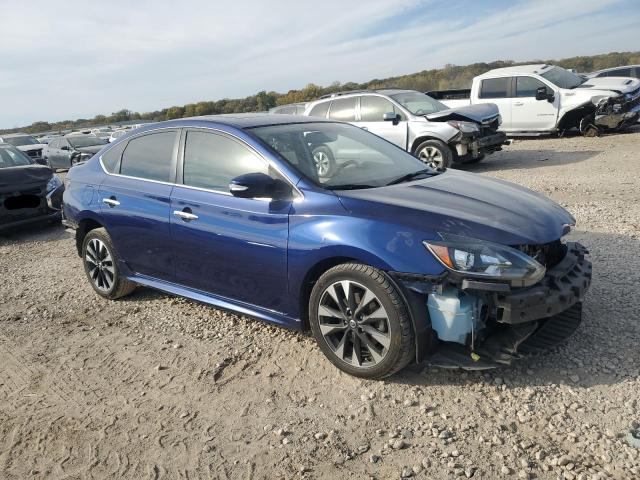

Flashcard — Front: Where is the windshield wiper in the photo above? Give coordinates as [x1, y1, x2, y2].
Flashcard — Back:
[326, 184, 377, 191]
[386, 169, 437, 186]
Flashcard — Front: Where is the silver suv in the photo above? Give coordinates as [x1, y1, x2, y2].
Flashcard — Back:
[303, 89, 506, 173]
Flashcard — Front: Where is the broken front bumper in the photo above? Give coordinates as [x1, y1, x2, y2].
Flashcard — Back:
[453, 130, 508, 161]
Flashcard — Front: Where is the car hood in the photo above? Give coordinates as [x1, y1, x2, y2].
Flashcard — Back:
[425, 103, 500, 124]
[578, 77, 640, 94]
[336, 170, 575, 245]
[75, 145, 105, 154]
[0, 165, 52, 192]
[16, 144, 46, 152]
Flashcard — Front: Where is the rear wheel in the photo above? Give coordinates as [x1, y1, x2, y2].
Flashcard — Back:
[82, 228, 136, 299]
[414, 139, 453, 169]
[309, 263, 415, 379]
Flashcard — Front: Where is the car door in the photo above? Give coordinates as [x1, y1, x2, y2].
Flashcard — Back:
[58, 138, 74, 168]
[170, 128, 291, 313]
[477, 77, 513, 131]
[355, 95, 408, 149]
[98, 129, 178, 281]
[45, 139, 60, 167]
[511, 76, 559, 131]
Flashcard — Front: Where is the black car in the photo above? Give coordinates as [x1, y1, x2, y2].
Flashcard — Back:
[0, 145, 64, 233]
[44, 135, 108, 170]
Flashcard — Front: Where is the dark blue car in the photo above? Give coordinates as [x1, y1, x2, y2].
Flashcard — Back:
[63, 114, 591, 378]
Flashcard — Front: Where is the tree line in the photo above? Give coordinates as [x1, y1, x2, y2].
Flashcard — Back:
[4, 50, 639, 135]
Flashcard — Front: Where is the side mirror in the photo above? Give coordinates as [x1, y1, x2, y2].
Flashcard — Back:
[34, 158, 48, 166]
[383, 112, 401, 125]
[60, 145, 70, 151]
[229, 173, 292, 200]
[535, 86, 555, 102]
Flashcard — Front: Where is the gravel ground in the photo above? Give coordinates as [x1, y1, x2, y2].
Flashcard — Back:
[1, 127, 639, 479]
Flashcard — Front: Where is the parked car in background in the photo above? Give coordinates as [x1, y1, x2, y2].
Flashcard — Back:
[303, 89, 506, 171]
[270, 102, 308, 115]
[63, 114, 590, 378]
[37, 133, 61, 144]
[429, 64, 640, 136]
[0, 144, 64, 233]
[587, 65, 640, 79]
[44, 134, 108, 169]
[90, 127, 113, 141]
[0, 133, 47, 161]
[109, 129, 128, 143]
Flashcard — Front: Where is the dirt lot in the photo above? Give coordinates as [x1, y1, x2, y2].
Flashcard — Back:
[1, 128, 639, 480]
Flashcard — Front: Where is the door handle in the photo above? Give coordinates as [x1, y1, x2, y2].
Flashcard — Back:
[102, 198, 120, 207]
[173, 209, 198, 221]
[514, 102, 524, 106]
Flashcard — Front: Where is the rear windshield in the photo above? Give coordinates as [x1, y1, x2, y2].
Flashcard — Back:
[390, 91, 448, 115]
[0, 147, 33, 168]
[3, 135, 39, 147]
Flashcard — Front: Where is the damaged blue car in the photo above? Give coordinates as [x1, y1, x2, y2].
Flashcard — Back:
[63, 114, 591, 378]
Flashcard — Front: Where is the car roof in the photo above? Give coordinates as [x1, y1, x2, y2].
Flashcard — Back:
[135, 113, 335, 131]
[0, 132, 33, 138]
[590, 64, 640, 74]
[315, 89, 417, 101]
[477, 64, 555, 78]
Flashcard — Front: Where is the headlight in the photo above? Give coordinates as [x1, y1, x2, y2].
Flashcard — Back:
[46, 174, 63, 193]
[424, 233, 546, 287]
[447, 121, 479, 133]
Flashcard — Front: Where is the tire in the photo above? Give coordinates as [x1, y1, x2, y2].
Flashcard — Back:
[309, 263, 415, 379]
[414, 139, 454, 169]
[82, 228, 136, 300]
[312, 145, 336, 178]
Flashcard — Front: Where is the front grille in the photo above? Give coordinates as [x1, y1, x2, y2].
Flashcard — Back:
[515, 240, 567, 269]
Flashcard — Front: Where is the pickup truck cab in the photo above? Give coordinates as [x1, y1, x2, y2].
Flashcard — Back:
[429, 64, 640, 136]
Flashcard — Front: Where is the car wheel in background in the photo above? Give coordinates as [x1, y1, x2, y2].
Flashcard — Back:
[414, 139, 453, 169]
[82, 228, 136, 299]
[309, 263, 415, 379]
[312, 145, 336, 178]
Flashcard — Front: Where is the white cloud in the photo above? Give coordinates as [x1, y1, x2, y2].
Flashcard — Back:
[0, 0, 637, 127]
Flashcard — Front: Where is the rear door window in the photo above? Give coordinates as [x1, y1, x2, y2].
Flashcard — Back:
[480, 78, 510, 99]
[328, 97, 357, 121]
[607, 68, 633, 77]
[308, 102, 330, 118]
[182, 130, 269, 192]
[515, 76, 548, 97]
[119, 131, 177, 182]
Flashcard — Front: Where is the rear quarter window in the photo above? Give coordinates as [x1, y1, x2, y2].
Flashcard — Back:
[101, 142, 126, 173]
[480, 78, 510, 99]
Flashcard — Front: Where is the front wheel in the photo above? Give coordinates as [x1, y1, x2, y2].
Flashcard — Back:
[414, 139, 453, 169]
[82, 228, 136, 299]
[312, 145, 336, 178]
[309, 263, 415, 379]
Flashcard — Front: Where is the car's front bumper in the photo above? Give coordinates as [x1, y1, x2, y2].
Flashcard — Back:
[453, 130, 508, 161]
[0, 184, 64, 234]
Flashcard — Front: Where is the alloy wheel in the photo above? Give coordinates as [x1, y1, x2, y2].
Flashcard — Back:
[314, 150, 331, 177]
[317, 280, 391, 368]
[418, 146, 444, 169]
[85, 238, 115, 292]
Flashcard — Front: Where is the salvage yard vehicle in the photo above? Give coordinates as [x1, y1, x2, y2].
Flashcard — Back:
[587, 64, 640, 80]
[303, 89, 507, 170]
[269, 102, 308, 115]
[63, 114, 591, 379]
[0, 133, 47, 161]
[429, 64, 640, 137]
[44, 134, 108, 169]
[0, 144, 64, 233]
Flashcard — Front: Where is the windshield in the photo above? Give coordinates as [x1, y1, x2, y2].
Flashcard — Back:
[67, 136, 108, 148]
[0, 147, 33, 168]
[3, 135, 39, 147]
[541, 67, 586, 89]
[390, 91, 448, 115]
[249, 122, 437, 189]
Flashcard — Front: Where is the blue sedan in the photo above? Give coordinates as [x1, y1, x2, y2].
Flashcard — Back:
[62, 114, 591, 378]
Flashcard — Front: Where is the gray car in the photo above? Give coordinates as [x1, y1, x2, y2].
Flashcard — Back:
[303, 89, 506, 173]
[44, 134, 108, 170]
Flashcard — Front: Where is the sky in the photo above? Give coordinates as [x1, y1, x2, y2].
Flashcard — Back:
[0, 0, 638, 128]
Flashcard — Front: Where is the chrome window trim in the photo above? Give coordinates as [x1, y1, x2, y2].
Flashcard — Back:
[98, 125, 304, 200]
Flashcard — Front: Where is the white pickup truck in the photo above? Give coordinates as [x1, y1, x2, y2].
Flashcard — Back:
[429, 64, 640, 136]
